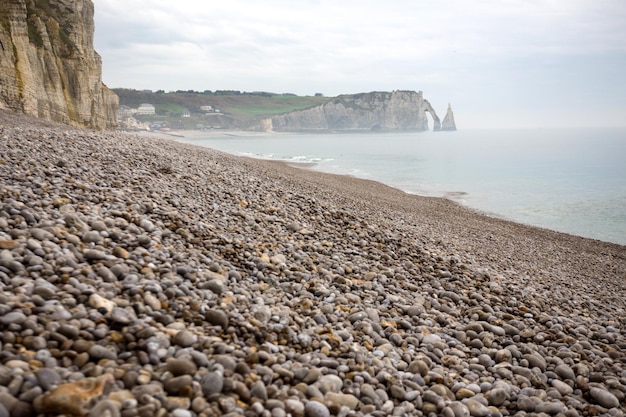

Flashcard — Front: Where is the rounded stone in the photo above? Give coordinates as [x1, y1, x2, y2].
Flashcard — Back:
[172, 330, 197, 347]
[167, 358, 197, 376]
[285, 399, 305, 417]
[464, 399, 491, 417]
[486, 388, 507, 406]
[408, 359, 429, 376]
[304, 401, 330, 417]
[535, 401, 565, 415]
[1, 311, 27, 326]
[110, 307, 136, 325]
[449, 401, 470, 417]
[83, 231, 102, 244]
[324, 392, 359, 410]
[250, 380, 268, 401]
[200, 372, 224, 396]
[204, 310, 229, 329]
[494, 349, 512, 363]
[89, 345, 118, 361]
[589, 387, 619, 409]
[555, 364, 576, 381]
[171, 410, 192, 417]
[36, 368, 61, 392]
[551, 379, 573, 396]
[164, 375, 193, 396]
[205, 280, 224, 295]
[455, 388, 476, 400]
[316, 375, 343, 393]
[522, 353, 546, 371]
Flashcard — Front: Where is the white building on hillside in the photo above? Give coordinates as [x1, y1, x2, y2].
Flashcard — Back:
[137, 103, 156, 115]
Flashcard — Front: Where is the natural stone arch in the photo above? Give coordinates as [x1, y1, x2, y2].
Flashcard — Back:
[423, 100, 441, 131]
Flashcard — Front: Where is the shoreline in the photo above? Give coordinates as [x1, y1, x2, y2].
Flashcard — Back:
[170, 128, 626, 247]
[1, 110, 625, 416]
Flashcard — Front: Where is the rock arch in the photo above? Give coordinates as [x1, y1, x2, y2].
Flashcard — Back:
[423, 100, 441, 131]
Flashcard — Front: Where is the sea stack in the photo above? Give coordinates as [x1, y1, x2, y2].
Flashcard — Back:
[442, 103, 457, 131]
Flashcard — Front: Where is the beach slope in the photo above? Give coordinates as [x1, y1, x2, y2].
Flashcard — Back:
[1, 110, 624, 416]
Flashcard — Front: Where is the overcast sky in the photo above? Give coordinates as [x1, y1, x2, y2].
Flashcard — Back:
[94, 0, 626, 129]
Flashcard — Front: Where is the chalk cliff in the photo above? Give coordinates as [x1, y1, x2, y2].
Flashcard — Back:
[267, 90, 441, 132]
[0, 0, 118, 129]
[442, 103, 457, 131]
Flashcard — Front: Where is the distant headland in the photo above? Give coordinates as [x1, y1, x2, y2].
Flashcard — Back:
[114, 89, 457, 133]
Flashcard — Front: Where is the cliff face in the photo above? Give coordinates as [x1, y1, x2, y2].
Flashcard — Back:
[0, 0, 118, 129]
[267, 90, 441, 132]
[442, 103, 457, 131]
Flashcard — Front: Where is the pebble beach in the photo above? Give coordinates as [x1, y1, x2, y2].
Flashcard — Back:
[0, 109, 625, 417]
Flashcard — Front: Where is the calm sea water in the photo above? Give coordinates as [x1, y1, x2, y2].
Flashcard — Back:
[177, 128, 626, 245]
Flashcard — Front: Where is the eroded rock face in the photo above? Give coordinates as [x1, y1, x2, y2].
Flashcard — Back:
[442, 103, 457, 131]
[0, 0, 118, 129]
[267, 90, 442, 132]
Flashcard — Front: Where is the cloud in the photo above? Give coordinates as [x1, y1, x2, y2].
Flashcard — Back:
[94, 0, 626, 127]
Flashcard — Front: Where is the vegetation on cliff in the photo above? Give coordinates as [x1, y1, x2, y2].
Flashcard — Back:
[115, 89, 329, 129]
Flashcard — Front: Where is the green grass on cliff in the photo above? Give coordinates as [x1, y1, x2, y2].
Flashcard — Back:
[114, 89, 329, 126]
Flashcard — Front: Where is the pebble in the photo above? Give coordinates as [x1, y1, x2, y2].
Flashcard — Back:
[315, 374, 343, 393]
[1, 311, 27, 326]
[0, 117, 624, 417]
[304, 401, 330, 417]
[250, 380, 268, 401]
[204, 310, 229, 329]
[167, 358, 198, 376]
[324, 392, 359, 409]
[89, 345, 118, 361]
[590, 387, 620, 409]
[551, 379, 574, 396]
[35, 368, 61, 391]
[172, 330, 197, 347]
[555, 364, 576, 380]
[200, 372, 224, 396]
[464, 399, 491, 417]
[535, 400, 565, 415]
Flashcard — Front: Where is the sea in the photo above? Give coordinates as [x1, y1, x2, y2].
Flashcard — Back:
[176, 128, 626, 246]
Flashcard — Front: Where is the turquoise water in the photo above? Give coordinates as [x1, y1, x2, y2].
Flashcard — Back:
[177, 128, 626, 245]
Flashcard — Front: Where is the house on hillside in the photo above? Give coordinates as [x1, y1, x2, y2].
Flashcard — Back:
[181, 108, 191, 118]
[137, 103, 156, 115]
[117, 105, 133, 120]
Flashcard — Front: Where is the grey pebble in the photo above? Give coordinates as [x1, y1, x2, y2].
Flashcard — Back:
[200, 372, 224, 396]
[304, 401, 330, 417]
[464, 398, 491, 417]
[535, 401, 565, 415]
[589, 387, 620, 409]
[1, 311, 27, 326]
[110, 307, 136, 325]
[250, 380, 268, 401]
[89, 345, 118, 360]
[35, 368, 61, 391]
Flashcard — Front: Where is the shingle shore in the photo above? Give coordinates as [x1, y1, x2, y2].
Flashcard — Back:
[0, 110, 625, 417]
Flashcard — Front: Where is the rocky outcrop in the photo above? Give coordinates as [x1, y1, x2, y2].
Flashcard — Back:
[442, 103, 457, 131]
[0, 0, 118, 129]
[266, 90, 442, 132]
